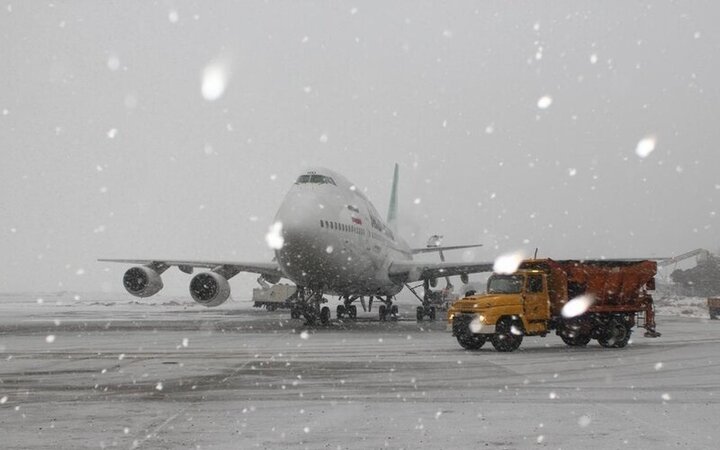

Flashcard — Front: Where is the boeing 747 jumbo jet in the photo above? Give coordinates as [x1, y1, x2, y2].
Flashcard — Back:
[100, 165, 494, 324]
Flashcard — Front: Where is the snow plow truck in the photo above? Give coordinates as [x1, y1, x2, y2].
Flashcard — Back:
[448, 259, 661, 352]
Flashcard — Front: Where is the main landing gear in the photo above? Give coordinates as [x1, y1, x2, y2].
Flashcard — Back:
[289, 291, 399, 324]
[372, 296, 399, 321]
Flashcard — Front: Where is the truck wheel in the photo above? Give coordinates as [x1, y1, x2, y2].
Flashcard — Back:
[560, 332, 591, 347]
[457, 334, 487, 350]
[452, 315, 486, 350]
[336, 304, 346, 319]
[598, 319, 631, 348]
[491, 317, 523, 352]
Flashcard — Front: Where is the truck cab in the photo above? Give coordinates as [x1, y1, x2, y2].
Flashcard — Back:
[449, 270, 551, 351]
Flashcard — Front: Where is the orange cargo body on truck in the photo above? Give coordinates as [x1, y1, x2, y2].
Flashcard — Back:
[448, 258, 661, 352]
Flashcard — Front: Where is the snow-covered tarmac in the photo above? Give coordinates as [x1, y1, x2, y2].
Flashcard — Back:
[0, 293, 718, 449]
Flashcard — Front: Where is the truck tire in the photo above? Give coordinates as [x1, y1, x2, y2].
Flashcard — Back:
[457, 334, 487, 350]
[491, 317, 523, 352]
[598, 318, 631, 348]
[453, 315, 487, 350]
[560, 332, 591, 347]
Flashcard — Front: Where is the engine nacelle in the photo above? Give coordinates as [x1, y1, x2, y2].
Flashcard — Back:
[189, 272, 231, 307]
[123, 266, 164, 298]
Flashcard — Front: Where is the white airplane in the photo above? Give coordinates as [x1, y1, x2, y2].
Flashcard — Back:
[100, 165, 494, 324]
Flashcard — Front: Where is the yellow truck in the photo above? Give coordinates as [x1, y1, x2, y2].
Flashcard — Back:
[448, 259, 660, 352]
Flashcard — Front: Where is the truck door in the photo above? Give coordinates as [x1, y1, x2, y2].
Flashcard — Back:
[524, 274, 551, 323]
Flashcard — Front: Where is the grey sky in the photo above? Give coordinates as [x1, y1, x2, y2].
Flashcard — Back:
[1, 1, 718, 294]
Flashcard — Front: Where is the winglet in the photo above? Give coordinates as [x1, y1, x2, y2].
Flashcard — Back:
[387, 163, 399, 231]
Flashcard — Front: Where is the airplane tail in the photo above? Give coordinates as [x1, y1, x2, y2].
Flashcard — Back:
[387, 163, 399, 232]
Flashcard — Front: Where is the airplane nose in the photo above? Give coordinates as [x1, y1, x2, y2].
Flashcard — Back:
[275, 189, 322, 241]
[273, 189, 327, 274]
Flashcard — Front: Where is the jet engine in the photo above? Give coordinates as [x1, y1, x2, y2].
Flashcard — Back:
[189, 272, 231, 307]
[123, 266, 164, 297]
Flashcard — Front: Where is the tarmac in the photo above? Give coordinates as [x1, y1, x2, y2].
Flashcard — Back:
[1, 293, 719, 449]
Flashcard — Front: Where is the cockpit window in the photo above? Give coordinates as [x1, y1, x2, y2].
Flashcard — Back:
[296, 174, 336, 185]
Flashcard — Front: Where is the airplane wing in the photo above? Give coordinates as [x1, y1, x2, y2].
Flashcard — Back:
[98, 258, 284, 279]
[410, 244, 483, 254]
[388, 261, 495, 283]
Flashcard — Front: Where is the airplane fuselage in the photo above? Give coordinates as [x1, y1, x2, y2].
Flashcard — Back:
[274, 168, 411, 297]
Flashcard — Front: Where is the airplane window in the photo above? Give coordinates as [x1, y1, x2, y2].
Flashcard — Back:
[295, 175, 311, 184]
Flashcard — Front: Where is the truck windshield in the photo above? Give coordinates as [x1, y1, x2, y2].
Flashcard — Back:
[487, 274, 524, 294]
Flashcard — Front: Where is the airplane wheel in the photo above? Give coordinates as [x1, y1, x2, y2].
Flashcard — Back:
[390, 304, 399, 321]
[428, 306, 436, 321]
[290, 308, 301, 319]
[416, 306, 424, 322]
[348, 305, 357, 319]
[378, 305, 387, 321]
[320, 306, 331, 325]
[336, 304, 346, 319]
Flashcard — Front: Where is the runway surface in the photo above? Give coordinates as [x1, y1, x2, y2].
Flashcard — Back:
[1, 294, 719, 449]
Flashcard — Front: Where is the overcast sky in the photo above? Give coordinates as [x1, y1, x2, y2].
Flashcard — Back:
[1, 1, 719, 295]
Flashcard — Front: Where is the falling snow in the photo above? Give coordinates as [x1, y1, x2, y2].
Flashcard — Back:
[561, 295, 595, 318]
[201, 60, 230, 101]
[493, 251, 525, 274]
[265, 222, 284, 250]
[635, 135, 657, 158]
[537, 95, 553, 109]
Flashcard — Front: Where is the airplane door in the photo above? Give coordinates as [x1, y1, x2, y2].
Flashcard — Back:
[524, 274, 550, 322]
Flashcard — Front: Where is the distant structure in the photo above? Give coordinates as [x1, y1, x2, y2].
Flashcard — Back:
[659, 249, 720, 296]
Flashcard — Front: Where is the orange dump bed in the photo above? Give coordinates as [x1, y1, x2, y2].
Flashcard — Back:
[519, 259, 656, 313]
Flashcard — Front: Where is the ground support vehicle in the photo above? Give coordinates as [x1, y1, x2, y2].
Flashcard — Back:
[709, 298, 720, 320]
[252, 283, 296, 311]
[448, 259, 661, 352]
